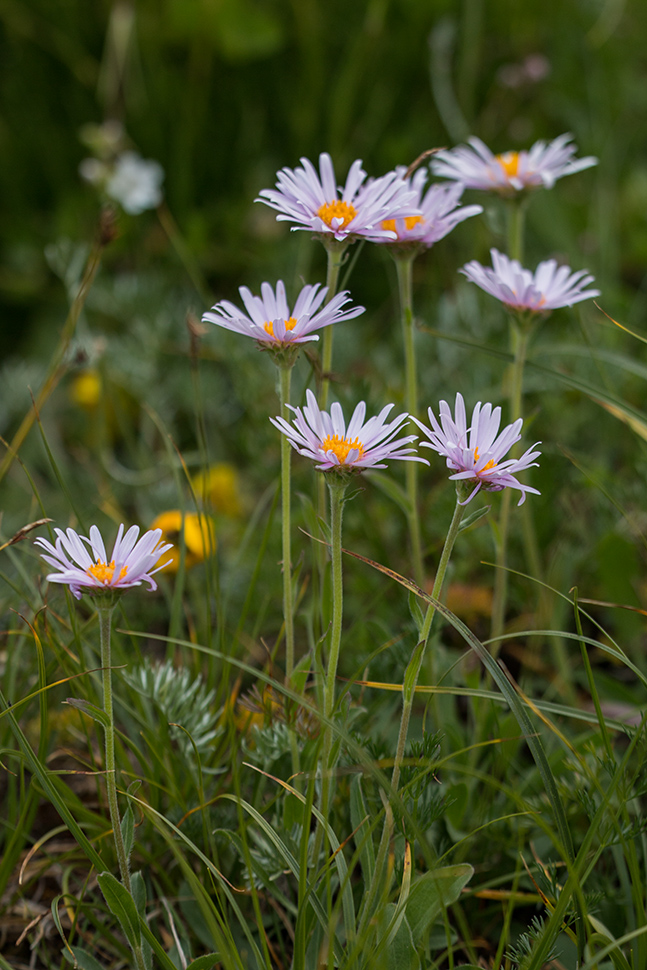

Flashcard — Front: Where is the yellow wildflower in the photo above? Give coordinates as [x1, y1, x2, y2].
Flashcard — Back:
[149, 511, 216, 572]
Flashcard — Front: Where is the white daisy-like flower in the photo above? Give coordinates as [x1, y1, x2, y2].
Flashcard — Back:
[105, 151, 164, 214]
[413, 393, 541, 505]
[431, 133, 597, 194]
[35, 524, 173, 600]
[256, 152, 422, 242]
[202, 280, 364, 346]
[270, 389, 427, 473]
[378, 169, 482, 246]
[460, 248, 600, 312]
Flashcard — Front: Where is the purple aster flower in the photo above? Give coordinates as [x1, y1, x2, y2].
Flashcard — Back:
[431, 134, 597, 195]
[270, 389, 427, 473]
[378, 169, 482, 246]
[256, 152, 422, 242]
[460, 249, 600, 312]
[412, 393, 541, 505]
[35, 524, 173, 600]
[202, 280, 364, 346]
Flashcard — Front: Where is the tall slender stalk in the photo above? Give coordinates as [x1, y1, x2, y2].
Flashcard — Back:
[490, 198, 528, 642]
[394, 253, 425, 587]
[316, 240, 348, 641]
[359, 494, 466, 936]
[490, 318, 533, 645]
[97, 604, 147, 970]
[97, 605, 132, 891]
[320, 241, 347, 410]
[278, 363, 295, 681]
[391, 496, 466, 792]
[319, 477, 347, 823]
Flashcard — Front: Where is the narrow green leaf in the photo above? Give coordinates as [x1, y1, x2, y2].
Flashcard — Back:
[51, 894, 74, 961]
[130, 871, 152, 970]
[65, 697, 110, 729]
[408, 590, 424, 635]
[403, 639, 426, 704]
[457, 504, 490, 533]
[97, 871, 141, 951]
[120, 805, 135, 860]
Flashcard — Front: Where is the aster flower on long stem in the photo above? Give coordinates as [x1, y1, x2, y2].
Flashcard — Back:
[204, 280, 363, 684]
[35, 524, 171, 970]
[461, 248, 598, 636]
[431, 133, 597, 196]
[272, 390, 426, 844]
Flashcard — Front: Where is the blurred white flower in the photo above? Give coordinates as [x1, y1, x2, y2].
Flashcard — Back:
[105, 152, 164, 214]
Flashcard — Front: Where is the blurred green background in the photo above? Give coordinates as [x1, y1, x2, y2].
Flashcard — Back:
[3, 0, 647, 360]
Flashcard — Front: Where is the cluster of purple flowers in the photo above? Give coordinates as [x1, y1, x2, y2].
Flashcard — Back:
[38, 133, 599, 597]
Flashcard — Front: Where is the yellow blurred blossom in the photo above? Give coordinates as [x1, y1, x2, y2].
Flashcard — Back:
[192, 463, 243, 517]
[149, 511, 216, 572]
[70, 370, 101, 409]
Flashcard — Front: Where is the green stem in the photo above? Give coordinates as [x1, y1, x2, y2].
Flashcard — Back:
[316, 240, 348, 641]
[98, 605, 147, 970]
[360, 496, 466, 938]
[392, 496, 466, 793]
[490, 199, 528, 642]
[506, 197, 526, 264]
[278, 364, 295, 682]
[320, 477, 347, 819]
[394, 253, 424, 587]
[320, 241, 347, 410]
[97, 605, 132, 892]
[490, 318, 532, 646]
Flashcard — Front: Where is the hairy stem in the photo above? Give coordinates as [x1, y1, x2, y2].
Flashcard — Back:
[278, 363, 295, 682]
[395, 253, 425, 587]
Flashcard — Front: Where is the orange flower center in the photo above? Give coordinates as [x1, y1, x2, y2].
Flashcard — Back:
[381, 215, 424, 236]
[322, 434, 365, 464]
[86, 559, 128, 585]
[263, 316, 297, 338]
[496, 151, 521, 178]
[317, 200, 357, 230]
[474, 447, 497, 473]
